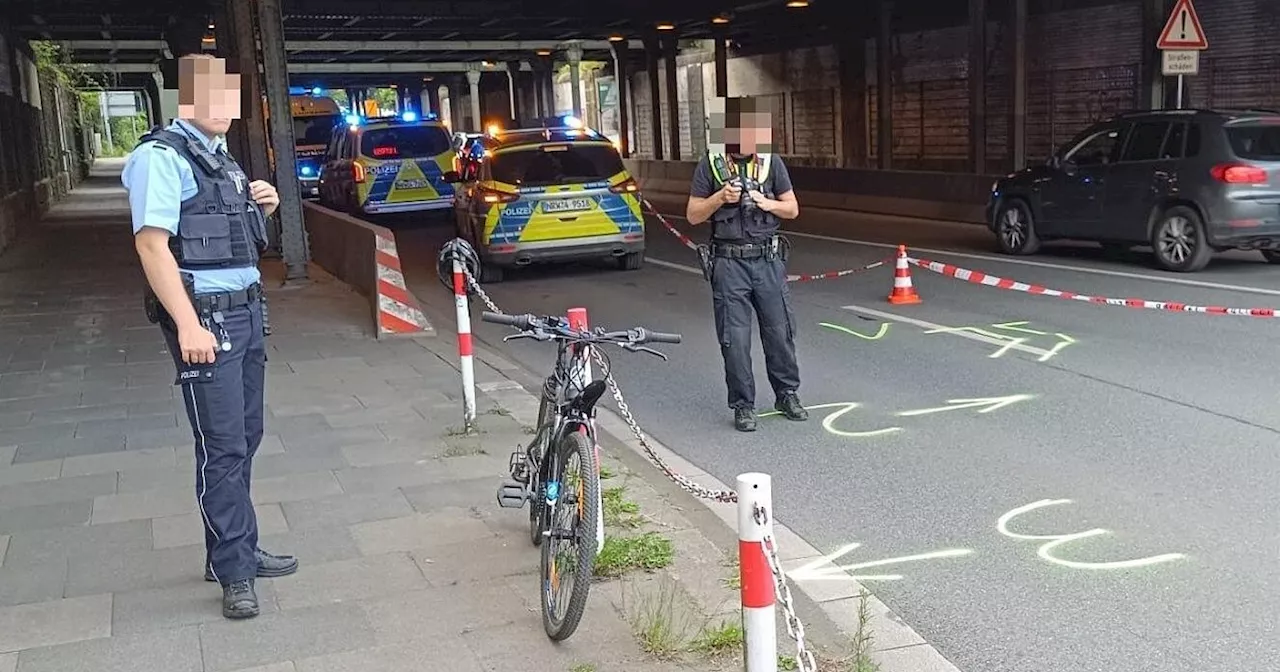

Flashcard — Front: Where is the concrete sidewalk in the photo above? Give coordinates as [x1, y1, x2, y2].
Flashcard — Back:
[0, 160, 823, 671]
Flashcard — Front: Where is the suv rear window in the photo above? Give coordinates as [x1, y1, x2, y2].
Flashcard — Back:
[294, 114, 343, 146]
[489, 144, 625, 187]
[1225, 121, 1280, 161]
[360, 125, 451, 159]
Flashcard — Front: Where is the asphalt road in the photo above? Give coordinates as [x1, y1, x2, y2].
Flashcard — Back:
[386, 198, 1280, 672]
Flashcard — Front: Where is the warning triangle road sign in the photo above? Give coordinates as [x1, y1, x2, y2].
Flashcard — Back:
[1157, 0, 1208, 50]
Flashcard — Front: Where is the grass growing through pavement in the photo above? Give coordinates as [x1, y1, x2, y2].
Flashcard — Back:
[625, 575, 698, 659]
[602, 487, 643, 528]
[568, 664, 596, 672]
[848, 590, 881, 672]
[721, 556, 741, 590]
[594, 532, 674, 577]
[690, 619, 744, 655]
[442, 443, 487, 457]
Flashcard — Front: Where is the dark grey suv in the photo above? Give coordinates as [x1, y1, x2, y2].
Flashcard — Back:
[987, 109, 1280, 272]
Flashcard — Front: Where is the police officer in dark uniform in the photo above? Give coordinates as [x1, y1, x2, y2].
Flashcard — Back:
[121, 53, 296, 619]
[686, 97, 808, 432]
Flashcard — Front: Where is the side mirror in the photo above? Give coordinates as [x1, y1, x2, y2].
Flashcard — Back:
[442, 170, 462, 183]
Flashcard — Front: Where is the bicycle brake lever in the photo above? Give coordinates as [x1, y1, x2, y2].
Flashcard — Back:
[627, 344, 668, 361]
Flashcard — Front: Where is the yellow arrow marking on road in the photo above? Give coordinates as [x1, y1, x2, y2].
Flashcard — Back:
[895, 394, 1034, 417]
[819, 321, 891, 341]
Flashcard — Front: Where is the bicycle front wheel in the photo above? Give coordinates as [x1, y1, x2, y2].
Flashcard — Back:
[528, 392, 554, 547]
[539, 429, 599, 641]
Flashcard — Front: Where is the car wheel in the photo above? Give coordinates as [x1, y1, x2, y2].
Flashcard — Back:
[1150, 206, 1213, 272]
[994, 199, 1040, 255]
[479, 263, 505, 284]
[617, 251, 644, 271]
[1261, 250, 1280, 265]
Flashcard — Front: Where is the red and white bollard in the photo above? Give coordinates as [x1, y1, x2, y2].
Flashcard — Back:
[452, 258, 477, 431]
[566, 307, 604, 554]
[738, 472, 778, 671]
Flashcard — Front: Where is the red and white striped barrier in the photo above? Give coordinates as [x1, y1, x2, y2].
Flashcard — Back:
[452, 258, 477, 430]
[909, 256, 1280, 317]
[374, 230, 432, 338]
[737, 472, 778, 671]
[642, 199, 890, 285]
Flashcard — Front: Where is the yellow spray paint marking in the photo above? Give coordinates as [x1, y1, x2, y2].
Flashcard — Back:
[789, 542, 974, 581]
[819, 321, 891, 341]
[997, 499, 1186, 570]
[925, 322, 1077, 362]
[896, 394, 1034, 417]
[760, 402, 902, 438]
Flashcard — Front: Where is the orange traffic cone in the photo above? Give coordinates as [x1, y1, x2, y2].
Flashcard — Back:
[887, 244, 922, 305]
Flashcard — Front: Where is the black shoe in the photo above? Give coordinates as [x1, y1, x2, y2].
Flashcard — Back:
[222, 579, 260, 619]
[734, 407, 758, 432]
[775, 392, 809, 421]
[206, 548, 299, 582]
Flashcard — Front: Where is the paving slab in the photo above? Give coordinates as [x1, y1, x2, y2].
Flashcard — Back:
[0, 594, 112, 654]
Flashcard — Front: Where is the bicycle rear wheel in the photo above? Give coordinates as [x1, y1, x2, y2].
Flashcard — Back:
[528, 392, 554, 547]
[540, 429, 599, 641]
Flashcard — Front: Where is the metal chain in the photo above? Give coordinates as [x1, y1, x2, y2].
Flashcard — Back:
[592, 348, 739, 503]
[460, 265, 504, 315]
[761, 525, 818, 672]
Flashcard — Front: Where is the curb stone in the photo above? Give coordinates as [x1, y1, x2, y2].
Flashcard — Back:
[405, 289, 963, 672]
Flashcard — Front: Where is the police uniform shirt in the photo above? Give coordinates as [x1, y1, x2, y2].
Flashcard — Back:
[121, 119, 262, 295]
[689, 152, 795, 243]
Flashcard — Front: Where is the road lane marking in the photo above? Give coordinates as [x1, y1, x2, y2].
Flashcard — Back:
[789, 543, 974, 581]
[997, 499, 1187, 570]
[645, 210, 1280, 297]
[895, 394, 1034, 417]
[841, 304, 1055, 359]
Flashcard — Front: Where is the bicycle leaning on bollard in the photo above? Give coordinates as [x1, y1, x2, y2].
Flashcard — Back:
[485, 311, 682, 641]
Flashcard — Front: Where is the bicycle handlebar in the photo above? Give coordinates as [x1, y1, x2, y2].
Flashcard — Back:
[480, 311, 682, 350]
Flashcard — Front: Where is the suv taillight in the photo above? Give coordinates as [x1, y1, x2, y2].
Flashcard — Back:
[352, 163, 367, 183]
[609, 177, 639, 194]
[1211, 163, 1268, 184]
[479, 186, 518, 204]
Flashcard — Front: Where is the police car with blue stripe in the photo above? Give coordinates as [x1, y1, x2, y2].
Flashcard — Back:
[317, 111, 456, 217]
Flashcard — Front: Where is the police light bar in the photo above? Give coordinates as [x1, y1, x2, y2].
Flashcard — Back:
[345, 114, 360, 126]
[562, 115, 583, 129]
[401, 111, 418, 122]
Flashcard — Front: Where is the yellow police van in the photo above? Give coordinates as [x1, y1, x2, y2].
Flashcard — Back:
[445, 117, 644, 282]
[290, 95, 344, 199]
[317, 112, 456, 217]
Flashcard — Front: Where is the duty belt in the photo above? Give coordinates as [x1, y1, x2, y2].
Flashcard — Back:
[192, 283, 263, 314]
[712, 240, 773, 259]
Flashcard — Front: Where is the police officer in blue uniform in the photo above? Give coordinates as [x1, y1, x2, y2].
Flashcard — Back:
[687, 97, 809, 432]
[122, 53, 296, 619]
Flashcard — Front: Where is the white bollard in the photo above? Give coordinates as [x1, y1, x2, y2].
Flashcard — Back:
[738, 472, 778, 672]
[452, 258, 476, 431]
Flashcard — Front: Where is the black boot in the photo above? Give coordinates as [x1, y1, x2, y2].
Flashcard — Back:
[734, 407, 758, 432]
[222, 579, 260, 619]
[206, 548, 299, 582]
[775, 392, 809, 421]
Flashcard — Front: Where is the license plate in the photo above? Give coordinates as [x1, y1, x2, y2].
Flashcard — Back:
[395, 179, 430, 189]
[541, 197, 592, 213]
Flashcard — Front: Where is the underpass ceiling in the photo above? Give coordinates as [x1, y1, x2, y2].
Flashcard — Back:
[7, 0, 965, 69]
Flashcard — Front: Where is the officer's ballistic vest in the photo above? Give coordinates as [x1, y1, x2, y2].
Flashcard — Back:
[706, 151, 778, 243]
[138, 127, 269, 273]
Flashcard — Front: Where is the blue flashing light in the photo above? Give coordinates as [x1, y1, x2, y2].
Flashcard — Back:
[299, 165, 314, 177]
[562, 115, 583, 129]
[310, 86, 322, 96]
[345, 114, 360, 126]
[424, 112, 438, 121]
[401, 111, 417, 122]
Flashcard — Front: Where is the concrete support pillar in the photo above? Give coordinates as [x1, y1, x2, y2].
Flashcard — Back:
[532, 62, 545, 117]
[968, 0, 987, 173]
[227, 0, 270, 185]
[144, 73, 164, 127]
[446, 78, 462, 129]
[420, 85, 432, 115]
[566, 44, 584, 118]
[644, 36, 664, 160]
[838, 37, 868, 168]
[713, 34, 728, 98]
[876, 0, 894, 170]
[506, 61, 522, 122]
[612, 42, 631, 157]
[345, 88, 358, 114]
[465, 67, 483, 130]
[427, 82, 441, 116]
[1009, 0, 1027, 170]
[662, 37, 680, 161]
[256, 0, 308, 280]
[1141, 0, 1172, 109]
[545, 64, 558, 116]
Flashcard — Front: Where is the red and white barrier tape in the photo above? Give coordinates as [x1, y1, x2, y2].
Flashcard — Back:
[909, 256, 1280, 317]
[642, 199, 889, 283]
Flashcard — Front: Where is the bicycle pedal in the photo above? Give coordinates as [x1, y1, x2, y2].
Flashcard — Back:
[508, 452, 529, 483]
[496, 481, 528, 509]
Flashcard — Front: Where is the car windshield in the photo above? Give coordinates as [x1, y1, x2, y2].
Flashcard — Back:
[1225, 121, 1280, 161]
[293, 114, 343, 147]
[360, 125, 452, 159]
[489, 144, 624, 187]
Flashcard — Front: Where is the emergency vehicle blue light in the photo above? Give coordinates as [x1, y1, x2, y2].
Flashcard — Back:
[299, 165, 314, 176]
[563, 115, 583, 129]
[401, 111, 417, 122]
[424, 112, 438, 120]
[345, 114, 360, 126]
[310, 86, 322, 95]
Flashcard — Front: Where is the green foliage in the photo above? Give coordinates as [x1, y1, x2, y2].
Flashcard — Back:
[30, 41, 100, 89]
